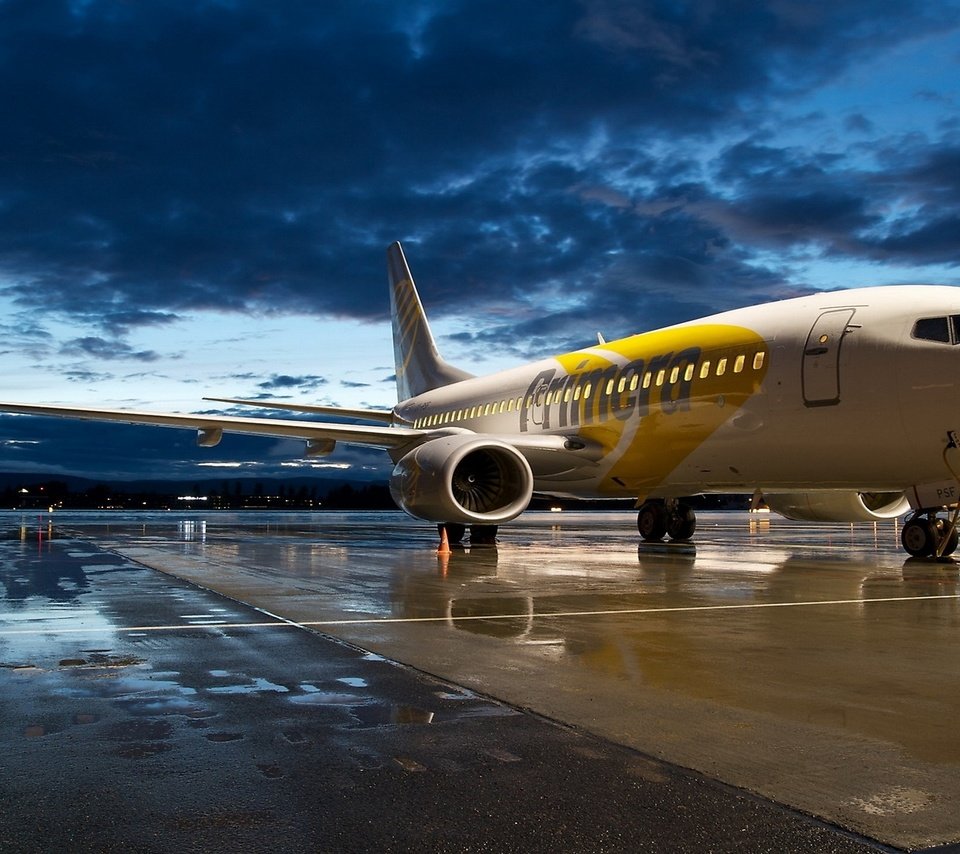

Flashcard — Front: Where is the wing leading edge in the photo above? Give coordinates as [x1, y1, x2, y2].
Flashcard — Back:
[203, 397, 395, 424]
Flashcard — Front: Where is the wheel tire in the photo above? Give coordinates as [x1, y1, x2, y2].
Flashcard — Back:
[902, 518, 937, 557]
[445, 523, 467, 545]
[637, 502, 668, 542]
[667, 504, 697, 541]
[469, 524, 498, 546]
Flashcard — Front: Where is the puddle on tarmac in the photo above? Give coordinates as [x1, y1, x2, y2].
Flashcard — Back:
[350, 705, 434, 726]
[287, 691, 434, 726]
[206, 677, 288, 695]
[337, 677, 368, 688]
[289, 691, 365, 706]
[257, 762, 284, 778]
[205, 731, 244, 743]
[114, 742, 173, 759]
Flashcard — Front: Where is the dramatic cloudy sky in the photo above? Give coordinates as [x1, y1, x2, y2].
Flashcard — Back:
[1, 0, 959, 482]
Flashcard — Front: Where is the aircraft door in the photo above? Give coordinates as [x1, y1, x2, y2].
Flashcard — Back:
[802, 308, 856, 407]
[529, 378, 549, 427]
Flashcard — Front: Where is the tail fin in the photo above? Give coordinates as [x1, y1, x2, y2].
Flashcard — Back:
[388, 242, 473, 400]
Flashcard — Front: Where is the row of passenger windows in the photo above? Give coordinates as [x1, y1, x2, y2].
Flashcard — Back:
[412, 350, 766, 429]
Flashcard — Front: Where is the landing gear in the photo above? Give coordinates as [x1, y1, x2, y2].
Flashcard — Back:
[439, 523, 466, 546]
[901, 511, 959, 558]
[637, 500, 696, 543]
[469, 524, 498, 546]
[436, 523, 497, 549]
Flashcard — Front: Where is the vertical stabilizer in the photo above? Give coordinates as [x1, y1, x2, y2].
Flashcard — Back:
[388, 242, 474, 400]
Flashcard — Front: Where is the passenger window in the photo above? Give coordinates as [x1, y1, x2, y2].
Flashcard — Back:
[684, 364, 694, 382]
[553, 390, 562, 404]
[699, 361, 710, 379]
[655, 370, 665, 387]
[753, 352, 765, 370]
[913, 317, 951, 343]
[583, 383, 592, 398]
[642, 372, 652, 389]
[605, 379, 614, 395]
[617, 377, 626, 394]
[717, 358, 727, 376]
[563, 388, 572, 403]
[629, 374, 639, 392]
[734, 355, 745, 373]
[573, 385, 582, 401]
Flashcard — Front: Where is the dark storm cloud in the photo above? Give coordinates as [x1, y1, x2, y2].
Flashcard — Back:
[60, 337, 161, 362]
[1, 0, 958, 349]
[696, 136, 960, 269]
[256, 374, 328, 391]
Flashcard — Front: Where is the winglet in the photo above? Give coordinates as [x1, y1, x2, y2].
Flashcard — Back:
[388, 242, 473, 400]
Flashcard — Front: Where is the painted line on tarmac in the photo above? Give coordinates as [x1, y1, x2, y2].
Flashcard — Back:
[2, 592, 960, 637]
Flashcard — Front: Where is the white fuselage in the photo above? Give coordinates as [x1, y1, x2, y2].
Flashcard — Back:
[395, 286, 960, 500]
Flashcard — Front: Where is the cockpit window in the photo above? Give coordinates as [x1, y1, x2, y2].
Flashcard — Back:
[913, 316, 960, 344]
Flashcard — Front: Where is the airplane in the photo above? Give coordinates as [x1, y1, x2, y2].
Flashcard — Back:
[2, 241, 960, 558]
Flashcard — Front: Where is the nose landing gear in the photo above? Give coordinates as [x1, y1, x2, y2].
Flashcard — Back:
[901, 511, 960, 558]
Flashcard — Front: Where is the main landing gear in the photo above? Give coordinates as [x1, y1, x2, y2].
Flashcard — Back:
[437, 523, 498, 549]
[637, 499, 696, 543]
[901, 510, 960, 558]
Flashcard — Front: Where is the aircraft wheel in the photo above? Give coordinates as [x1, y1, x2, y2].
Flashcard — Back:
[469, 524, 498, 546]
[444, 523, 467, 545]
[637, 502, 668, 542]
[667, 504, 697, 541]
[901, 518, 937, 557]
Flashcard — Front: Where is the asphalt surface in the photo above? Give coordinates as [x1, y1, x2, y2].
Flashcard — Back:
[0, 514, 896, 854]
[68, 510, 960, 850]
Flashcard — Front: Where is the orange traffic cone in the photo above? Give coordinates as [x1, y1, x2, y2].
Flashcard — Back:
[437, 525, 452, 556]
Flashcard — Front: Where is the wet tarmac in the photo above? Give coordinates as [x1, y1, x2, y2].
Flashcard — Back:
[2, 510, 958, 852]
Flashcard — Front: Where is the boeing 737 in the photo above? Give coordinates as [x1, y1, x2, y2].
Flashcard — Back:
[2, 242, 960, 558]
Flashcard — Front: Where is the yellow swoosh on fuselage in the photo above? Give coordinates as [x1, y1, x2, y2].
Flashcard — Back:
[541, 324, 769, 496]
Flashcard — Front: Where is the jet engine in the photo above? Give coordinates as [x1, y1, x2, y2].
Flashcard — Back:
[390, 436, 534, 524]
[762, 491, 910, 522]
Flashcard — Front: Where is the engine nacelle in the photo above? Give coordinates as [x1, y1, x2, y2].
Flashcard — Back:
[390, 436, 534, 524]
[763, 491, 910, 522]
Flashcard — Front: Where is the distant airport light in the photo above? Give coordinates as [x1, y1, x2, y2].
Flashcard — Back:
[177, 495, 209, 502]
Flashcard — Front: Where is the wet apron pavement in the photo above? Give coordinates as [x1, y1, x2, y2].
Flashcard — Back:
[0, 521, 884, 853]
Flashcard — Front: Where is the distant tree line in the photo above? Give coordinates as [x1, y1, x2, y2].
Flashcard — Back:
[1, 479, 396, 511]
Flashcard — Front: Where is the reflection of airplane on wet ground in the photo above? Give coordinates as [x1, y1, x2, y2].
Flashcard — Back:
[3, 244, 960, 557]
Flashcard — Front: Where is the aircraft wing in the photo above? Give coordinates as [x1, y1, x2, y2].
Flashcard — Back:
[0, 401, 419, 450]
[203, 397, 395, 424]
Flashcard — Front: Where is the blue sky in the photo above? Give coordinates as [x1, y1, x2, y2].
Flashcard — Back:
[1, 0, 959, 481]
